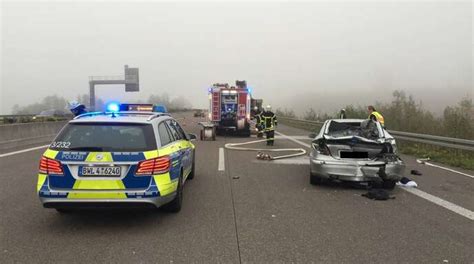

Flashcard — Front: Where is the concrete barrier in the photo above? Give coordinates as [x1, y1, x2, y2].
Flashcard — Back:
[0, 121, 68, 150]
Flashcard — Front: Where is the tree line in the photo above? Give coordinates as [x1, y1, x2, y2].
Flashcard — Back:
[276, 90, 473, 140]
[11, 93, 193, 114]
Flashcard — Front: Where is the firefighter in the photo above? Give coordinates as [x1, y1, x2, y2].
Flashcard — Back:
[254, 106, 264, 138]
[367, 105, 385, 127]
[339, 108, 346, 119]
[261, 105, 277, 146]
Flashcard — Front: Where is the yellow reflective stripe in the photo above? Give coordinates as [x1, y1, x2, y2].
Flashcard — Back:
[67, 192, 127, 199]
[153, 172, 178, 196]
[85, 152, 113, 162]
[37, 174, 47, 192]
[176, 140, 190, 149]
[143, 150, 159, 159]
[72, 180, 125, 190]
[43, 149, 58, 159]
[370, 111, 385, 125]
[158, 144, 176, 156]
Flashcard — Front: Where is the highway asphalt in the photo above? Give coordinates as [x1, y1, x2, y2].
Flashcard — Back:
[1, 112, 473, 263]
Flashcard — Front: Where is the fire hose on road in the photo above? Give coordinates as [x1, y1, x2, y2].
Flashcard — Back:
[224, 138, 307, 160]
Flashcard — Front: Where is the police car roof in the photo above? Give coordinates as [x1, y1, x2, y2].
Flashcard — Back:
[69, 111, 170, 124]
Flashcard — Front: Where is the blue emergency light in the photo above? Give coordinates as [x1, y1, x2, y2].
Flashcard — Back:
[106, 102, 120, 112]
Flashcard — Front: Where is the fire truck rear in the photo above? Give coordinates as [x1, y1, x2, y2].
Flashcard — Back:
[208, 80, 251, 136]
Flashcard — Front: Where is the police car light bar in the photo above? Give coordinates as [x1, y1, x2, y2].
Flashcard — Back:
[106, 102, 120, 112]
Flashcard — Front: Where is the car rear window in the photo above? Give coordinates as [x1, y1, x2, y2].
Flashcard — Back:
[327, 120, 380, 139]
[327, 121, 361, 134]
[50, 123, 157, 152]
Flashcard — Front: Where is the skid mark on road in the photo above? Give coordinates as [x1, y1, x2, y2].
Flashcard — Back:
[276, 130, 474, 221]
[0, 145, 49, 158]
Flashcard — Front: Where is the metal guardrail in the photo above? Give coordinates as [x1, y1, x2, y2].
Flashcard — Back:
[0, 114, 71, 124]
[278, 117, 474, 151]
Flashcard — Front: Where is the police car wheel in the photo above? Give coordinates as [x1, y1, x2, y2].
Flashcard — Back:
[163, 173, 183, 213]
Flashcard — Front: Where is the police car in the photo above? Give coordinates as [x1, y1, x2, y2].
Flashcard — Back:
[37, 103, 196, 213]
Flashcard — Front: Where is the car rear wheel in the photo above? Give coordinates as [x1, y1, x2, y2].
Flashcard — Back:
[310, 172, 323, 185]
[163, 173, 183, 213]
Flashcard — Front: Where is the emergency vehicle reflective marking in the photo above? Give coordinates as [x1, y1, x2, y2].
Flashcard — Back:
[71, 179, 126, 190]
[37, 174, 47, 192]
[0, 144, 49, 158]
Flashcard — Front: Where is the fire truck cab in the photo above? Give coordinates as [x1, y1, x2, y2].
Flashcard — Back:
[208, 81, 251, 136]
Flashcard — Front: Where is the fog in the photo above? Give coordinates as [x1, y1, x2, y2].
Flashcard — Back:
[1, 1, 472, 115]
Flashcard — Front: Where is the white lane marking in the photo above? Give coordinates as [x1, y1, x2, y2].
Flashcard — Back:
[250, 135, 311, 140]
[402, 187, 474, 221]
[0, 145, 49, 158]
[275, 131, 311, 148]
[254, 156, 309, 165]
[218, 147, 225, 171]
[418, 160, 474, 179]
[278, 130, 474, 221]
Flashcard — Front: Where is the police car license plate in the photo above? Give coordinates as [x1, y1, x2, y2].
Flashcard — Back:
[79, 166, 121, 177]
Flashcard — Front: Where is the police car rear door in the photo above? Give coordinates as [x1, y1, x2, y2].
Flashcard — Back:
[165, 119, 192, 177]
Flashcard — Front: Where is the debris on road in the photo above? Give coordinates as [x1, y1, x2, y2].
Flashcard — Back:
[397, 177, 418, 188]
[361, 189, 395, 200]
[411, 169, 423, 176]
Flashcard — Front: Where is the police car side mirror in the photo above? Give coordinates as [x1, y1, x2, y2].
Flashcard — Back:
[308, 133, 317, 139]
[187, 133, 197, 141]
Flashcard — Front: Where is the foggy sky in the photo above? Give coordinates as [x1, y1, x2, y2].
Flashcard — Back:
[1, 1, 472, 115]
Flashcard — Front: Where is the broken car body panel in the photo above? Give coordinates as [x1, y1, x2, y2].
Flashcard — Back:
[310, 119, 405, 182]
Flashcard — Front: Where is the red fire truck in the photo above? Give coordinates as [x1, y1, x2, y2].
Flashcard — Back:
[208, 80, 251, 136]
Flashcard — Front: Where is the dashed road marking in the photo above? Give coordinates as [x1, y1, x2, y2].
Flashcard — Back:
[0, 145, 49, 158]
[218, 147, 225, 171]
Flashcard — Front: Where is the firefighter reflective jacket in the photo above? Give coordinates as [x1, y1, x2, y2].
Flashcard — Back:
[369, 111, 385, 127]
[261, 111, 277, 131]
[255, 112, 263, 130]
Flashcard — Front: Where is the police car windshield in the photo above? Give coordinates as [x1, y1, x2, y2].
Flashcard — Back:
[50, 123, 157, 152]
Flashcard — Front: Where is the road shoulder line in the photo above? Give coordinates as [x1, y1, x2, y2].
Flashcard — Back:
[402, 187, 474, 220]
[0, 144, 49, 158]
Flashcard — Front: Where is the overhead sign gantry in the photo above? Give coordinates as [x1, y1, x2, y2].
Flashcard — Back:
[88, 65, 139, 110]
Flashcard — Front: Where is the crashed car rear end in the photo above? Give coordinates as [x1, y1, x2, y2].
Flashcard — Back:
[309, 119, 405, 189]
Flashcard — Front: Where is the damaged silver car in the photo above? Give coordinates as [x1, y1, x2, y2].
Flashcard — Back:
[309, 119, 405, 189]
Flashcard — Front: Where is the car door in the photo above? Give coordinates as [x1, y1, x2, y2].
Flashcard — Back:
[166, 119, 192, 178]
